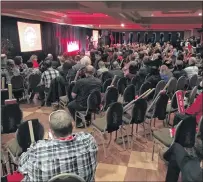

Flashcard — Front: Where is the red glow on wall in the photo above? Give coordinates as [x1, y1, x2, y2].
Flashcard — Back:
[67, 41, 79, 52]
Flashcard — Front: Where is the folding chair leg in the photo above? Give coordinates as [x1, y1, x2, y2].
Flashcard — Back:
[143, 122, 147, 139]
[120, 126, 126, 150]
[152, 140, 156, 161]
[100, 132, 107, 158]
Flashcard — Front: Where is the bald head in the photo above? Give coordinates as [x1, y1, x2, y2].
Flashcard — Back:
[49, 110, 73, 138]
[85, 65, 94, 76]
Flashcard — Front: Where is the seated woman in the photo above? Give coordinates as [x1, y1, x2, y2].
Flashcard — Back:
[160, 65, 173, 83]
[14, 56, 28, 76]
[172, 60, 187, 79]
[29, 54, 39, 68]
[184, 57, 199, 78]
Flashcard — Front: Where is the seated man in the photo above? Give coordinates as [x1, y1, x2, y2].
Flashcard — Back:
[109, 61, 124, 84]
[68, 65, 102, 128]
[38, 60, 60, 106]
[18, 110, 98, 182]
[97, 61, 108, 77]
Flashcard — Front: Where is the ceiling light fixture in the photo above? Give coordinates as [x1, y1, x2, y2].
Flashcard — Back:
[151, 14, 154, 16]
[121, 23, 125, 27]
[199, 13, 202, 16]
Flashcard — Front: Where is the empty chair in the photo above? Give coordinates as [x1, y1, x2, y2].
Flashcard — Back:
[11, 75, 28, 102]
[102, 78, 112, 93]
[139, 81, 152, 96]
[123, 98, 148, 148]
[92, 102, 124, 157]
[102, 86, 119, 111]
[100, 71, 112, 83]
[152, 115, 196, 160]
[188, 74, 198, 90]
[166, 77, 177, 98]
[187, 86, 198, 106]
[28, 74, 41, 94]
[123, 84, 136, 104]
[7, 119, 44, 173]
[152, 80, 166, 100]
[1, 103, 22, 133]
[146, 91, 169, 128]
[49, 173, 85, 182]
[117, 77, 127, 96]
[75, 90, 101, 128]
[176, 76, 187, 91]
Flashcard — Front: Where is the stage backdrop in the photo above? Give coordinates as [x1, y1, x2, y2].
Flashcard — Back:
[1, 16, 91, 61]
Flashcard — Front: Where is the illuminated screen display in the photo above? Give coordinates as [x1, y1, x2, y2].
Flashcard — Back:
[67, 41, 79, 52]
[17, 22, 42, 52]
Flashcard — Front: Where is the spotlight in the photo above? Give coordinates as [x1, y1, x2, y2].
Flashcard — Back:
[121, 23, 124, 27]
[199, 13, 202, 16]
[151, 14, 154, 17]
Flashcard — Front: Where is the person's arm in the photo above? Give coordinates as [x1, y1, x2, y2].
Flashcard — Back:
[71, 81, 81, 99]
[38, 72, 44, 86]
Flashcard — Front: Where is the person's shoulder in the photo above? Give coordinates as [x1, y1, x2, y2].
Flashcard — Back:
[75, 132, 96, 142]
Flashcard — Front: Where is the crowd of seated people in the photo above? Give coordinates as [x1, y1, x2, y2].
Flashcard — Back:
[1, 40, 203, 181]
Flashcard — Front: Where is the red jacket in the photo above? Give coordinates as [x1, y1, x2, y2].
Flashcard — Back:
[32, 60, 39, 68]
[185, 93, 203, 123]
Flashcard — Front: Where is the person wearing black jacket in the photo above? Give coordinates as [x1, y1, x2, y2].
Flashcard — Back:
[172, 60, 187, 80]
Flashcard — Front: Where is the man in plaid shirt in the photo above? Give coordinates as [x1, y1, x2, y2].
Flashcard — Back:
[38, 60, 60, 106]
[18, 110, 98, 182]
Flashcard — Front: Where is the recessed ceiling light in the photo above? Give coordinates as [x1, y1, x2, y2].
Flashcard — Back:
[151, 14, 154, 16]
[121, 23, 125, 27]
[199, 13, 202, 16]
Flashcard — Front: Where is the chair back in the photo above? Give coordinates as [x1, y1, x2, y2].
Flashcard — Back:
[174, 115, 196, 148]
[123, 84, 135, 103]
[106, 102, 123, 133]
[48, 173, 85, 182]
[1, 104, 22, 133]
[189, 74, 198, 89]
[197, 116, 203, 140]
[17, 119, 44, 152]
[131, 76, 137, 86]
[28, 74, 41, 90]
[176, 76, 187, 91]
[11, 75, 24, 89]
[153, 80, 166, 99]
[131, 98, 148, 124]
[102, 78, 112, 93]
[87, 90, 101, 113]
[117, 77, 127, 95]
[103, 87, 119, 111]
[100, 71, 112, 83]
[166, 77, 177, 95]
[188, 86, 198, 105]
[153, 92, 169, 120]
[67, 82, 75, 102]
[139, 81, 152, 96]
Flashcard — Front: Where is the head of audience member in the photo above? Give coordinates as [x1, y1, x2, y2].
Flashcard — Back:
[98, 61, 106, 69]
[75, 55, 81, 63]
[80, 49, 85, 57]
[47, 54, 53, 61]
[57, 55, 65, 66]
[129, 61, 139, 74]
[175, 60, 184, 70]
[188, 57, 196, 66]
[62, 61, 72, 73]
[85, 65, 94, 77]
[80, 56, 91, 66]
[49, 110, 73, 138]
[112, 61, 120, 70]
[160, 65, 171, 75]
[143, 56, 150, 65]
[43, 59, 52, 70]
[139, 51, 145, 61]
[6, 59, 15, 71]
[51, 61, 58, 69]
[26, 60, 33, 69]
[30, 54, 38, 62]
[14, 56, 23, 66]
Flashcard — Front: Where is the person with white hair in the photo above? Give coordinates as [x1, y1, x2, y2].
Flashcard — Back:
[18, 110, 98, 182]
[184, 57, 199, 78]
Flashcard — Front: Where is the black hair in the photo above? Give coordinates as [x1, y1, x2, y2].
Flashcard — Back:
[27, 60, 33, 68]
[14, 56, 22, 66]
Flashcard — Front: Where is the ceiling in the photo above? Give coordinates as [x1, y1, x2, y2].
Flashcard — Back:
[1, 1, 203, 31]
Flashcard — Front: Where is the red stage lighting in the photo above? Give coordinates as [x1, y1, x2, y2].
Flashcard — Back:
[67, 41, 79, 52]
